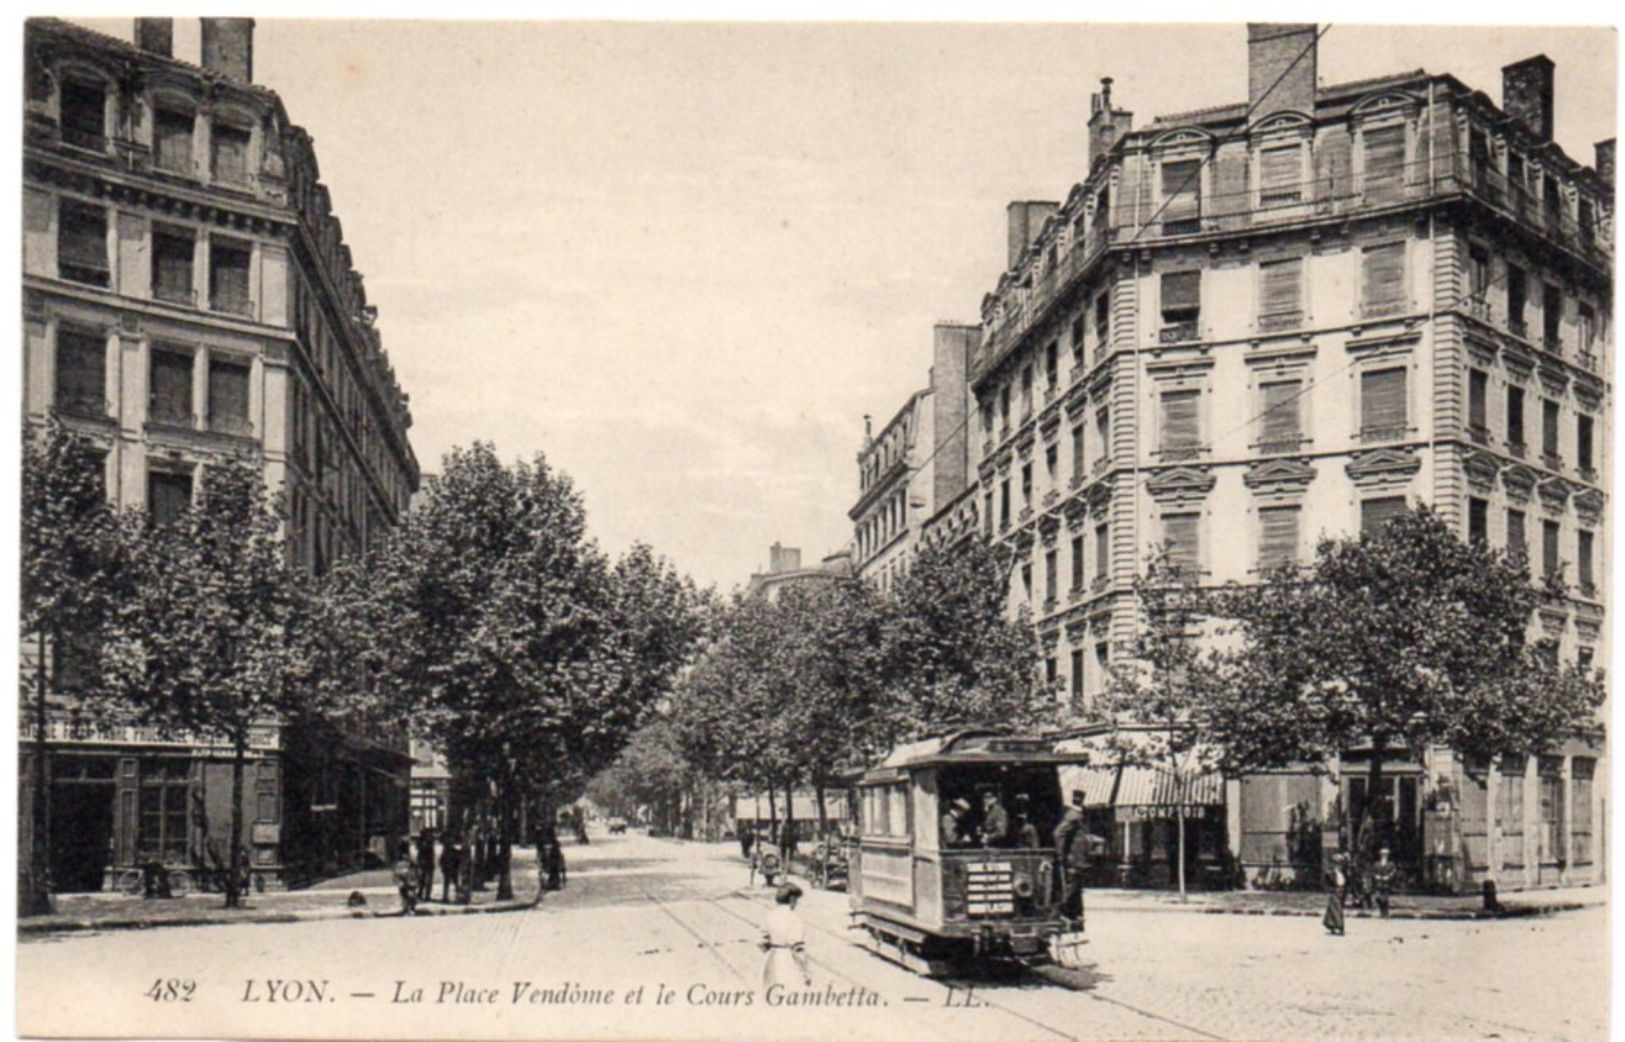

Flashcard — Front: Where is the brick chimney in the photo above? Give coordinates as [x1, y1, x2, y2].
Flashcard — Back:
[768, 543, 802, 575]
[1502, 55, 1555, 143]
[133, 18, 173, 57]
[1087, 77, 1133, 169]
[1006, 201, 1058, 270]
[1247, 24, 1317, 117]
[201, 18, 254, 84]
[1594, 139, 1614, 186]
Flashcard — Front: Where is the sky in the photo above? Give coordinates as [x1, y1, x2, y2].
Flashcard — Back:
[73, 19, 1618, 590]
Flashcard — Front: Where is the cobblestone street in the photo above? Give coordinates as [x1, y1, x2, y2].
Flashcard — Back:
[18, 833, 1607, 1041]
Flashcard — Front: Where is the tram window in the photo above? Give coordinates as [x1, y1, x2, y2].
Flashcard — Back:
[937, 765, 1064, 849]
[861, 783, 908, 837]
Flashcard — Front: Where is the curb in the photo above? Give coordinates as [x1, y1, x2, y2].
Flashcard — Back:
[1084, 899, 1598, 921]
[18, 896, 541, 937]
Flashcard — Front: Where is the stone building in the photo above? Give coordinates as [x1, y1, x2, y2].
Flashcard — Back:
[955, 25, 1610, 889]
[851, 323, 977, 593]
[21, 18, 420, 891]
[743, 543, 853, 602]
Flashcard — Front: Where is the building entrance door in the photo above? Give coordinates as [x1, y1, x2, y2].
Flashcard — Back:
[49, 768, 116, 892]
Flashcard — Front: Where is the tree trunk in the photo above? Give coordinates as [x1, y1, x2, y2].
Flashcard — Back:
[783, 783, 795, 852]
[1366, 736, 1389, 856]
[767, 786, 778, 843]
[814, 772, 828, 842]
[1175, 770, 1187, 902]
[227, 734, 246, 909]
[24, 632, 54, 916]
[496, 779, 515, 901]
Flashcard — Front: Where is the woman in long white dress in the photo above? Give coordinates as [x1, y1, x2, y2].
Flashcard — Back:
[760, 884, 812, 990]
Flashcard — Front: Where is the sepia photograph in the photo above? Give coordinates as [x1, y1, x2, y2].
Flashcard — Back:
[10, 13, 1617, 1041]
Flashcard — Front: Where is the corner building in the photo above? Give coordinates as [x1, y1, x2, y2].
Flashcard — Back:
[967, 25, 1611, 889]
[21, 18, 420, 891]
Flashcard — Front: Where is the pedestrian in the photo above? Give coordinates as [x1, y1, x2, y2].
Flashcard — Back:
[779, 818, 798, 858]
[548, 834, 567, 891]
[471, 826, 488, 889]
[440, 832, 463, 904]
[739, 825, 756, 861]
[1371, 847, 1397, 918]
[759, 883, 812, 990]
[1053, 788, 1092, 924]
[1323, 851, 1349, 937]
[416, 828, 436, 902]
[393, 840, 420, 916]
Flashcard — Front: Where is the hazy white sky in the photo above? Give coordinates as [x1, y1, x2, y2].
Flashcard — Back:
[76, 19, 1616, 590]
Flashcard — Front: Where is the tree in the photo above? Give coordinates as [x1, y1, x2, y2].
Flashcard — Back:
[19, 420, 128, 915]
[881, 537, 1056, 736]
[1209, 506, 1605, 856]
[1102, 550, 1227, 898]
[101, 457, 308, 907]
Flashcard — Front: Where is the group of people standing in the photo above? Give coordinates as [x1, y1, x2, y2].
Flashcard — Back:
[1322, 846, 1398, 936]
[393, 824, 511, 915]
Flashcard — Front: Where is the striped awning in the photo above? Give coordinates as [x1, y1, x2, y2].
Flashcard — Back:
[1065, 765, 1223, 809]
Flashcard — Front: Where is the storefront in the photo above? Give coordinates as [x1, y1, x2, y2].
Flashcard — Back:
[1062, 763, 1228, 889]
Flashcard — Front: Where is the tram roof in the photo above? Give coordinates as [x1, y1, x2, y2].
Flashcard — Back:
[863, 728, 1092, 777]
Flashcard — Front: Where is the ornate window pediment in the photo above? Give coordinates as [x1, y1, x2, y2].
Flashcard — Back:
[1501, 463, 1539, 503]
[1350, 91, 1420, 120]
[1462, 449, 1503, 493]
[1243, 457, 1316, 495]
[1039, 514, 1062, 542]
[1064, 496, 1089, 528]
[1149, 127, 1217, 154]
[1146, 465, 1215, 505]
[1537, 476, 1574, 514]
[1574, 488, 1605, 523]
[1252, 111, 1314, 138]
[1464, 335, 1498, 370]
[1085, 476, 1114, 516]
[1501, 344, 1536, 383]
[1345, 446, 1421, 490]
[1573, 378, 1603, 412]
[1537, 363, 1570, 396]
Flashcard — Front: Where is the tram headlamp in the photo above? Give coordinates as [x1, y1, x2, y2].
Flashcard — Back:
[1013, 875, 1035, 898]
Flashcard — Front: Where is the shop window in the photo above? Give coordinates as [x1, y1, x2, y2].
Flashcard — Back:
[1536, 757, 1563, 863]
[212, 122, 252, 185]
[137, 759, 191, 864]
[1258, 505, 1300, 569]
[147, 468, 193, 527]
[59, 79, 106, 150]
[210, 238, 253, 316]
[1572, 759, 1595, 864]
[1360, 242, 1406, 316]
[153, 108, 194, 175]
[57, 200, 110, 287]
[208, 358, 251, 435]
[1498, 756, 1526, 868]
[151, 225, 195, 304]
[1360, 366, 1407, 442]
[54, 328, 106, 418]
[149, 348, 193, 425]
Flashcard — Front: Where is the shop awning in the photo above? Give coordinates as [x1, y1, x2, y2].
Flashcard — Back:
[1066, 765, 1223, 809]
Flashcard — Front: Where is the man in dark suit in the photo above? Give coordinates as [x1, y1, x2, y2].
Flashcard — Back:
[416, 829, 436, 902]
[1053, 789, 1092, 921]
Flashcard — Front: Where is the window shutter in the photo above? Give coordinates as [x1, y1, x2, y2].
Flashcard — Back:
[209, 361, 250, 431]
[1161, 159, 1201, 221]
[1163, 513, 1200, 572]
[1160, 390, 1200, 450]
[213, 124, 250, 181]
[1469, 370, 1488, 429]
[1361, 368, 1407, 432]
[1361, 243, 1406, 308]
[1507, 510, 1527, 556]
[155, 110, 193, 173]
[1260, 380, 1301, 443]
[1363, 124, 1405, 182]
[1578, 530, 1594, 586]
[148, 471, 193, 527]
[1161, 271, 1200, 317]
[1258, 506, 1300, 568]
[55, 331, 106, 414]
[1360, 496, 1407, 536]
[211, 241, 251, 312]
[1260, 258, 1302, 315]
[1260, 145, 1300, 202]
[1542, 400, 1560, 455]
[58, 204, 109, 272]
[150, 349, 193, 423]
[1542, 521, 1561, 578]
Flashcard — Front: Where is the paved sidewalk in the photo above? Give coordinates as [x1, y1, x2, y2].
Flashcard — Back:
[19, 847, 545, 935]
[1082, 881, 1606, 919]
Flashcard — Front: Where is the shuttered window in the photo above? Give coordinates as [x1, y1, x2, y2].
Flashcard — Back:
[149, 348, 193, 424]
[60, 79, 106, 150]
[1160, 389, 1200, 452]
[1095, 523, 1109, 580]
[58, 201, 109, 286]
[208, 359, 251, 434]
[1071, 534, 1085, 590]
[1259, 380, 1301, 446]
[210, 238, 252, 315]
[1361, 243, 1406, 313]
[54, 329, 106, 417]
[1578, 414, 1594, 472]
[1258, 506, 1299, 569]
[1542, 520, 1561, 580]
[1259, 144, 1301, 205]
[212, 123, 251, 184]
[148, 469, 193, 527]
[1070, 424, 1085, 480]
[1360, 367, 1407, 436]
[152, 226, 195, 303]
[1578, 530, 1595, 589]
[1468, 369, 1488, 431]
[1161, 271, 1200, 320]
[154, 108, 194, 174]
[1542, 399, 1560, 458]
[1507, 509, 1527, 557]
[1161, 159, 1202, 224]
[1360, 496, 1407, 536]
[1469, 497, 1488, 544]
[1163, 513, 1200, 573]
[1363, 124, 1405, 189]
[1507, 386, 1526, 447]
[1260, 258, 1302, 319]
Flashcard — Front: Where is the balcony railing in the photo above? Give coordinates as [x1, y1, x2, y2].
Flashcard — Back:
[211, 293, 254, 318]
[969, 151, 1611, 384]
[1159, 320, 1200, 344]
[1543, 451, 1564, 471]
[1578, 349, 1598, 372]
[1507, 439, 1527, 459]
[209, 414, 253, 437]
[1255, 436, 1304, 456]
[1159, 445, 1205, 463]
[1360, 423, 1408, 445]
[1468, 423, 1491, 446]
[153, 283, 196, 306]
[1258, 310, 1303, 333]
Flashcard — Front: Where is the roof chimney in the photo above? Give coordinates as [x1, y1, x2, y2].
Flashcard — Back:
[1502, 55, 1555, 143]
[768, 544, 802, 575]
[133, 18, 173, 57]
[201, 18, 254, 84]
[1006, 201, 1058, 270]
[1088, 77, 1133, 169]
[1595, 139, 1615, 186]
[1247, 24, 1318, 117]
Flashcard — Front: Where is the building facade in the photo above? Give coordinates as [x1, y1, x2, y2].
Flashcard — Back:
[21, 18, 421, 891]
[888, 25, 1611, 890]
[743, 543, 853, 602]
[851, 323, 978, 594]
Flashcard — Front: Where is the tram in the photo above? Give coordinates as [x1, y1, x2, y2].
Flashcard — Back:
[848, 728, 1092, 976]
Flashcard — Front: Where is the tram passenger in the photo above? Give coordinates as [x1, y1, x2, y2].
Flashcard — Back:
[939, 798, 972, 848]
[976, 786, 1009, 848]
[1011, 794, 1041, 848]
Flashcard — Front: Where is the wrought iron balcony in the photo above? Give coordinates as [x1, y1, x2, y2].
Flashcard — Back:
[1159, 320, 1200, 344]
[1360, 423, 1408, 445]
[1258, 310, 1303, 333]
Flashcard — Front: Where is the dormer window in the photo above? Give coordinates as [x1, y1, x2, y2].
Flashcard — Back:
[212, 122, 252, 186]
[1160, 159, 1202, 234]
[154, 108, 195, 175]
[1259, 143, 1301, 206]
[59, 78, 106, 151]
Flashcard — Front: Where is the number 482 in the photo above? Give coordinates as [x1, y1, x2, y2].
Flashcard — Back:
[145, 979, 195, 1002]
